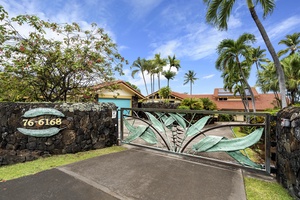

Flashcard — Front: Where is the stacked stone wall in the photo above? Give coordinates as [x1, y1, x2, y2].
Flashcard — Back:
[277, 107, 300, 198]
[0, 102, 118, 166]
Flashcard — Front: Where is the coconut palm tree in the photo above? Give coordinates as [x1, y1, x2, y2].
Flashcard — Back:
[278, 32, 300, 58]
[162, 70, 176, 87]
[222, 63, 251, 112]
[183, 70, 198, 95]
[168, 54, 181, 71]
[281, 53, 300, 104]
[153, 53, 167, 90]
[216, 33, 256, 112]
[251, 46, 269, 71]
[203, 0, 287, 108]
[131, 57, 149, 95]
[145, 60, 157, 94]
[256, 62, 280, 107]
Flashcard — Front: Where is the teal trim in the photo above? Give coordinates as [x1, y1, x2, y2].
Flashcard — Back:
[17, 127, 62, 137]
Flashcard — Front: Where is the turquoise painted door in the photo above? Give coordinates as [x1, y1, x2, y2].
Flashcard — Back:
[98, 98, 131, 117]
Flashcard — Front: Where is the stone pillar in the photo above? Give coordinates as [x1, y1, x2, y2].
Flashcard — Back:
[276, 106, 300, 198]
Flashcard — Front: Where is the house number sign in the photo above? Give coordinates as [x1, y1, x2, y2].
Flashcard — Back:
[17, 108, 65, 137]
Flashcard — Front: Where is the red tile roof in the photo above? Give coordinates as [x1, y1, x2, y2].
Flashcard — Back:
[148, 88, 277, 111]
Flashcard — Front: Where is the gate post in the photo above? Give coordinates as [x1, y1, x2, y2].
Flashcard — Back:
[276, 107, 300, 198]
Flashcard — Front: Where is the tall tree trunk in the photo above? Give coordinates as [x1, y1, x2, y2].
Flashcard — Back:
[157, 74, 161, 90]
[239, 87, 250, 113]
[249, 7, 287, 108]
[237, 59, 256, 112]
[142, 72, 149, 96]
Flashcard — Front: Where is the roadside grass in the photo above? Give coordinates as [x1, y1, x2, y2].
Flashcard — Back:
[0, 145, 294, 200]
[245, 177, 294, 200]
[0, 146, 127, 181]
[232, 127, 293, 199]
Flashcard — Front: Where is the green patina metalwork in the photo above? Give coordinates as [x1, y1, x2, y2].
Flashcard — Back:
[23, 108, 65, 118]
[17, 127, 63, 137]
[18, 107, 65, 137]
[122, 111, 264, 169]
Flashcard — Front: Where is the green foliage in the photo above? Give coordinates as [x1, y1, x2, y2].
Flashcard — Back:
[0, 7, 126, 102]
[177, 105, 190, 110]
[125, 81, 141, 93]
[158, 86, 171, 99]
[179, 98, 216, 111]
[201, 97, 217, 110]
[179, 98, 204, 110]
[218, 114, 234, 122]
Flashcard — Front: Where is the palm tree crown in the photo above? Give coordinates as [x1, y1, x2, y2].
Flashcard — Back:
[131, 57, 149, 95]
[203, 0, 287, 108]
[216, 33, 257, 112]
[278, 32, 300, 58]
[183, 70, 198, 95]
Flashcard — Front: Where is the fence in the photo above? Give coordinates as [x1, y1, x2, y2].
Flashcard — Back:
[120, 108, 272, 174]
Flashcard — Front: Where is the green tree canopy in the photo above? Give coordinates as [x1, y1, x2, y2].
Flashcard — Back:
[278, 32, 300, 58]
[203, 0, 287, 108]
[0, 6, 126, 102]
[216, 33, 257, 112]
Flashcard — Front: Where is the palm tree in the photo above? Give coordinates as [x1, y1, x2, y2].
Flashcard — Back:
[183, 70, 198, 95]
[131, 57, 149, 95]
[168, 54, 181, 71]
[281, 53, 300, 104]
[216, 33, 256, 112]
[162, 70, 176, 87]
[222, 63, 251, 112]
[256, 62, 281, 107]
[203, 0, 287, 108]
[153, 53, 167, 90]
[145, 60, 157, 94]
[251, 46, 269, 71]
[278, 32, 300, 58]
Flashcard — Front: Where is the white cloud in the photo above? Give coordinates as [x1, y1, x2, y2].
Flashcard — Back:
[125, 0, 163, 20]
[202, 74, 215, 79]
[150, 22, 230, 61]
[227, 15, 242, 29]
[152, 40, 181, 58]
[267, 16, 300, 40]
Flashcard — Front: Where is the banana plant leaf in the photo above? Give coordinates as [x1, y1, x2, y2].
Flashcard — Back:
[186, 116, 211, 137]
[163, 115, 176, 127]
[140, 127, 158, 144]
[145, 112, 165, 132]
[168, 113, 186, 130]
[123, 118, 136, 133]
[192, 135, 223, 152]
[193, 128, 264, 152]
[124, 119, 148, 143]
[227, 151, 262, 169]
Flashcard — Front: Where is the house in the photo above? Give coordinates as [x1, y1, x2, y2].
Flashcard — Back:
[93, 80, 145, 112]
[144, 87, 277, 112]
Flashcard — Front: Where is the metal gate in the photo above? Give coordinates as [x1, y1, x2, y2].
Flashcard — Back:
[119, 108, 273, 174]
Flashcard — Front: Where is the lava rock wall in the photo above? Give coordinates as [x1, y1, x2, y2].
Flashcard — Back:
[0, 102, 118, 166]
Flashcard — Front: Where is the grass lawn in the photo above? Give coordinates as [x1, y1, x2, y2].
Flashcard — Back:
[0, 145, 127, 181]
[245, 177, 294, 200]
[0, 145, 294, 199]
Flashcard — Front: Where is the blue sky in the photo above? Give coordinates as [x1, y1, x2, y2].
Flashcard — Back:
[1, 0, 300, 96]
